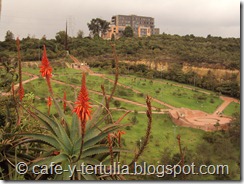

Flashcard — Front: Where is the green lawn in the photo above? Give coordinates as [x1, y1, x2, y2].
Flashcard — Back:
[53, 73, 167, 110]
[106, 75, 223, 113]
[223, 102, 240, 116]
[22, 66, 40, 75]
[111, 111, 205, 165]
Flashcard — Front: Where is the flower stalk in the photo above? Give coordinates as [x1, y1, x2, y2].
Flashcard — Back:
[73, 73, 92, 162]
[129, 95, 152, 168]
[47, 96, 52, 115]
[16, 37, 24, 101]
[63, 91, 67, 113]
[40, 45, 53, 94]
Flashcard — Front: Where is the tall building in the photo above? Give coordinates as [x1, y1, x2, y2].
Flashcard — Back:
[103, 15, 160, 39]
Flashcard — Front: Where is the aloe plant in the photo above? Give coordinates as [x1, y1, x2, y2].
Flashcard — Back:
[18, 95, 129, 180]
[0, 121, 40, 180]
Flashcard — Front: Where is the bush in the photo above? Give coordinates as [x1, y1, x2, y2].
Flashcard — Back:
[113, 100, 121, 108]
[125, 126, 131, 130]
[137, 93, 144, 97]
[210, 98, 215, 103]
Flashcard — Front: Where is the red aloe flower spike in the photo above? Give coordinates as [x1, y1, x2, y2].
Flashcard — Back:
[73, 73, 92, 134]
[16, 37, 24, 101]
[63, 91, 67, 113]
[40, 45, 53, 94]
[73, 73, 92, 162]
[47, 96, 52, 115]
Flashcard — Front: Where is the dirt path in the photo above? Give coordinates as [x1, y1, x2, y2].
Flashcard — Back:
[1, 75, 39, 96]
[69, 55, 94, 74]
[213, 96, 240, 115]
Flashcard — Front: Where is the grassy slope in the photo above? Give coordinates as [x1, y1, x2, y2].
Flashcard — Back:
[112, 111, 205, 164]
[106, 75, 223, 113]
[223, 102, 240, 116]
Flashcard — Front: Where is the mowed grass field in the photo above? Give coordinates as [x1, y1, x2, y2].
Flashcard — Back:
[105, 75, 223, 113]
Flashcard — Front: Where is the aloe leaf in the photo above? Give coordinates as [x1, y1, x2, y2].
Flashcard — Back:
[83, 126, 122, 149]
[84, 121, 125, 142]
[77, 160, 98, 180]
[81, 146, 110, 158]
[51, 94, 69, 134]
[62, 160, 71, 180]
[85, 100, 104, 131]
[73, 137, 82, 156]
[52, 116, 73, 154]
[80, 157, 101, 166]
[32, 108, 61, 137]
[73, 125, 122, 154]
[29, 107, 73, 154]
[29, 153, 68, 169]
[20, 133, 60, 149]
[70, 114, 80, 143]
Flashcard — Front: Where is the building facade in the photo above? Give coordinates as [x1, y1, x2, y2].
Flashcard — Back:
[103, 15, 160, 39]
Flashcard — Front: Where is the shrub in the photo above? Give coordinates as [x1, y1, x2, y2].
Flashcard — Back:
[113, 100, 121, 108]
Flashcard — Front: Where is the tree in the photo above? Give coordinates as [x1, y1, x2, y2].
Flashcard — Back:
[55, 31, 67, 45]
[5, 30, 14, 42]
[77, 30, 84, 39]
[87, 18, 110, 37]
[123, 26, 134, 37]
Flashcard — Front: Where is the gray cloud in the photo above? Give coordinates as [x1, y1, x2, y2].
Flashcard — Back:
[0, 0, 240, 40]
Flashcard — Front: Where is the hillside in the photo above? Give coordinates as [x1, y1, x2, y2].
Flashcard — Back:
[0, 33, 240, 69]
[0, 33, 240, 98]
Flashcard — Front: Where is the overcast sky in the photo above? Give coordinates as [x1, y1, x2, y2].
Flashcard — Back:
[0, 0, 240, 41]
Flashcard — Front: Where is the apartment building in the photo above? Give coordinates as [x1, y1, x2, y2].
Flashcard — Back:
[103, 15, 160, 39]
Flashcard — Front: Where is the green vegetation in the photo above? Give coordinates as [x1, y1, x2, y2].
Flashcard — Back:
[0, 31, 240, 180]
[105, 75, 223, 113]
[1, 31, 239, 69]
[1, 30, 240, 98]
[115, 111, 205, 163]
[223, 102, 240, 116]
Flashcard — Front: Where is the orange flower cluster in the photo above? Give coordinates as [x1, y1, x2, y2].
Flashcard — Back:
[40, 45, 53, 93]
[73, 73, 91, 133]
